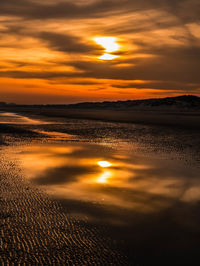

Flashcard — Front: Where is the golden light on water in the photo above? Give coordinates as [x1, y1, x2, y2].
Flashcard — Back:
[97, 161, 112, 183]
[97, 171, 112, 183]
[20, 143, 200, 215]
[94, 37, 120, 60]
[97, 161, 112, 167]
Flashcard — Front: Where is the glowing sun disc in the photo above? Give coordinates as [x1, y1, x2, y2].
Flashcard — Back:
[94, 36, 120, 60]
[94, 37, 119, 53]
[98, 53, 118, 60]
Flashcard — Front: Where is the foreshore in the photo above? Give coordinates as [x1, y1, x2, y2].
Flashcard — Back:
[0, 110, 200, 265]
[0, 125, 126, 265]
[1, 107, 200, 128]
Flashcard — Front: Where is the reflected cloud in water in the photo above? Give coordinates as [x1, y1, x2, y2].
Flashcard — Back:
[20, 143, 200, 216]
[19, 142, 200, 264]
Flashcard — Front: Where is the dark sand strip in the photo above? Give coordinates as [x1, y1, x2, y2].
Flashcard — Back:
[1, 107, 200, 128]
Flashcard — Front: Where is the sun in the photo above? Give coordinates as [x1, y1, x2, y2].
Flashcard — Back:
[98, 54, 118, 60]
[94, 37, 120, 60]
[94, 37, 119, 53]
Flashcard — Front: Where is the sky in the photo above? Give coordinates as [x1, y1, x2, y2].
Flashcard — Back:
[0, 0, 200, 104]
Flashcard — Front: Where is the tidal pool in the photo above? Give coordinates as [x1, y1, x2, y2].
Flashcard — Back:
[19, 142, 200, 264]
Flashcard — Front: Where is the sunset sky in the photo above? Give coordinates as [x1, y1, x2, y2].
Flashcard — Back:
[0, 0, 200, 104]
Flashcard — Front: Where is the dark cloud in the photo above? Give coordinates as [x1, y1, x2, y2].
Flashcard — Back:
[67, 44, 200, 84]
[0, 24, 102, 54]
[0, 0, 119, 20]
[112, 82, 200, 91]
[0, 0, 199, 24]
[0, 70, 80, 79]
[38, 31, 102, 54]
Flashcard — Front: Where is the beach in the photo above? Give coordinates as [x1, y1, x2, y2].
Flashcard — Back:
[1, 0, 200, 263]
[1, 105, 200, 128]
[0, 111, 200, 265]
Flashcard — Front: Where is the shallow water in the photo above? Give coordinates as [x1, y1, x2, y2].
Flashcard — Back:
[0, 112, 47, 125]
[20, 143, 200, 214]
[19, 142, 200, 265]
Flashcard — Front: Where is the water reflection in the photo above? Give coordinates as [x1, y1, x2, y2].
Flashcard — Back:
[20, 143, 200, 214]
[97, 160, 112, 168]
[0, 112, 47, 125]
[19, 142, 200, 264]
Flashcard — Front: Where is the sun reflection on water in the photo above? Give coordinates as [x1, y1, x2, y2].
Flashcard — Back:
[97, 171, 112, 184]
[97, 161, 112, 168]
[16, 141, 200, 261]
[19, 143, 200, 217]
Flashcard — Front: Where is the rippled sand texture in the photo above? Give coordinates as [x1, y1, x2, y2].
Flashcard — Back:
[0, 147, 126, 265]
[0, 111, 200, 265]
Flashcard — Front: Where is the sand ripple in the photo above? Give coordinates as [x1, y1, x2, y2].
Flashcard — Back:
[0, 148, 127, 265]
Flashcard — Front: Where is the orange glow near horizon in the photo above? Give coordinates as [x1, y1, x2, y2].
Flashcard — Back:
[0, 76, 189, 104]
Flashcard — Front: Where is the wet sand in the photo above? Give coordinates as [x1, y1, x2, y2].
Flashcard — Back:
[0, 148, 128, 264]
[0, 126, 127, 264]
[0, 112, 200, 265]
[1, 106, 200, 128]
